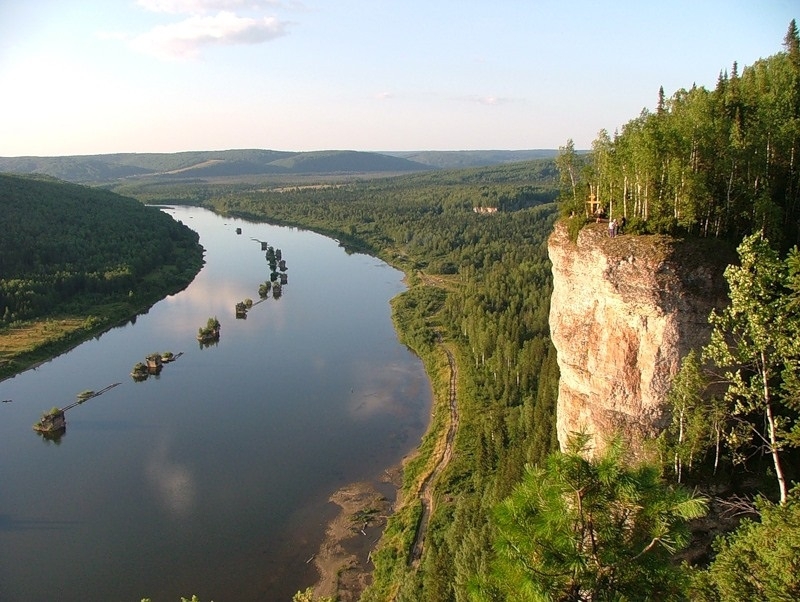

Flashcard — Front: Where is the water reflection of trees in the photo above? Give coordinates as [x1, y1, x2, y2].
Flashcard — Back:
[198, 338, 220, 350]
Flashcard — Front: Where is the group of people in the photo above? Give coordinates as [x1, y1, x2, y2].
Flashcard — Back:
[608, 216, 626, 238]
[591, 205, 627, 238]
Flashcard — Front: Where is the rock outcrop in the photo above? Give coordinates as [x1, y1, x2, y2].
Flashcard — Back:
[548, 221, 734, 457]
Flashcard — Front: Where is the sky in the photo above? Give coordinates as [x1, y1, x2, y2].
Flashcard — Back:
[0, 1, 797, 156]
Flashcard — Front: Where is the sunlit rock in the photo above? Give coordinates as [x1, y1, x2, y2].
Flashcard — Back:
[547, 221, 732, 457]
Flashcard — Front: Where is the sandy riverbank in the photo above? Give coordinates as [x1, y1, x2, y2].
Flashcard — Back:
[310, 466, 403, 602]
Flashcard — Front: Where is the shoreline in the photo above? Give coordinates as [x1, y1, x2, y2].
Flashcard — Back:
[309, 465, 404, 601]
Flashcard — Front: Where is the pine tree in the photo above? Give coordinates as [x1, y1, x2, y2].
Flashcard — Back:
[691, 494, 800, 601]
[657, 85, 666, 115]
[784, 18, 800, 65]
[471, 435, 707, 601]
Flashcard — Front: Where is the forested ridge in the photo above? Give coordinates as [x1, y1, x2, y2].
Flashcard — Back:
[559, 21, 800, 253]
[0, 149, 554, 185]
[0, 173, 203, 380]
[0, 149, 431, 183]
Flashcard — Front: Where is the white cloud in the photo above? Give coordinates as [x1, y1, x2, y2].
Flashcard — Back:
[136, 0, 279, 14]
[466, 95, 519, 106]
[475, 96, 503, 106]
[146, 441, 197, 517]
[130, 10, 288, 59]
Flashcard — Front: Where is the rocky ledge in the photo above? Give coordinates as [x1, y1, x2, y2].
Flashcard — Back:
[547, 221, 734, 457]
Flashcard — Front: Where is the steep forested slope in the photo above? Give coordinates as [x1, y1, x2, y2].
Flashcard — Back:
[0, 174, 203, 379]
[540, 23, 800, 602]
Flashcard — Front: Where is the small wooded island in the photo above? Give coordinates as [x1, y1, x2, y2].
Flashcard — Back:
[196, 317, 221, 344]
[32, 383, 121, 438]
[33, 407, 66, 434]
[131, 352, 179, 381]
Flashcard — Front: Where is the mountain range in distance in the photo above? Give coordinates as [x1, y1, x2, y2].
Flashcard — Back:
[0, 148, 559, 184]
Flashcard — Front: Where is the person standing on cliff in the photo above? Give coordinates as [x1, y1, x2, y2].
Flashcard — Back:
[609, 218, 617, 238]
[595, 205, 605, 222]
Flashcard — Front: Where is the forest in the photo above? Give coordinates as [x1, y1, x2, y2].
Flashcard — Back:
[0, 173, 204, 380]
[557, 21, 800, 253]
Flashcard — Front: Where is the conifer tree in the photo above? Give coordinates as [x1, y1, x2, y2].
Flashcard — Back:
[472, 435, 707, 601]
[784, 18, 800, 64]
[691, 494, 800, 601]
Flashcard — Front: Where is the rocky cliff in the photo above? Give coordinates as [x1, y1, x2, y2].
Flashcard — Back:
[547, 221, 734, 456]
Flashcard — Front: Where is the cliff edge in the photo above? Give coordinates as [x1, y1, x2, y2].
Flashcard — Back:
[547, 221, 734, 456]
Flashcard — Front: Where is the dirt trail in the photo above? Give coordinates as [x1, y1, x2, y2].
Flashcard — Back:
[408, 342, 458, 566]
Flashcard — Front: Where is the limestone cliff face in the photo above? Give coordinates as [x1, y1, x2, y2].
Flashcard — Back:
[547, 221, 733, 456]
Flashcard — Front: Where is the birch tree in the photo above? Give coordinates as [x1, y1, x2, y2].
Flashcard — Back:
[556, 138, 581, 216]
[703, 234, 799, 504]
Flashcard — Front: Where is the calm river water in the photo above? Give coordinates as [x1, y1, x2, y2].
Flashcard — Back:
[0, 206, 432, 602]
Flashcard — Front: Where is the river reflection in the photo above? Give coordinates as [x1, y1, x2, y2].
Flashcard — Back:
[0, 206, 431, 602]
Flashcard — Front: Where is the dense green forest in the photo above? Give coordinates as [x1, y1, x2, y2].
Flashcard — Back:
[558, 21, 800, 252]
[0, 173, 203, 380]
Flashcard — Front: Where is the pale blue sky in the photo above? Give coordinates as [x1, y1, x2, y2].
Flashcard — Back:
[0, 1, 796, 156]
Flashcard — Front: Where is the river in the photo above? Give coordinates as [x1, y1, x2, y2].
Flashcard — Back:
[0, 206, 432, 602]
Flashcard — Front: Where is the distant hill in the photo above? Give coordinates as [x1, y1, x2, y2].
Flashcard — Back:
[267, 150, 434, 173]
[0, 148, 562, 184]
[0, 149, 432, 184]
[385, 149, 560, 169]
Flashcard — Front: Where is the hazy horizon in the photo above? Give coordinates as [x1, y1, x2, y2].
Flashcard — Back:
[1, 1, 795, 157]
[0, 147, 564, 159]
